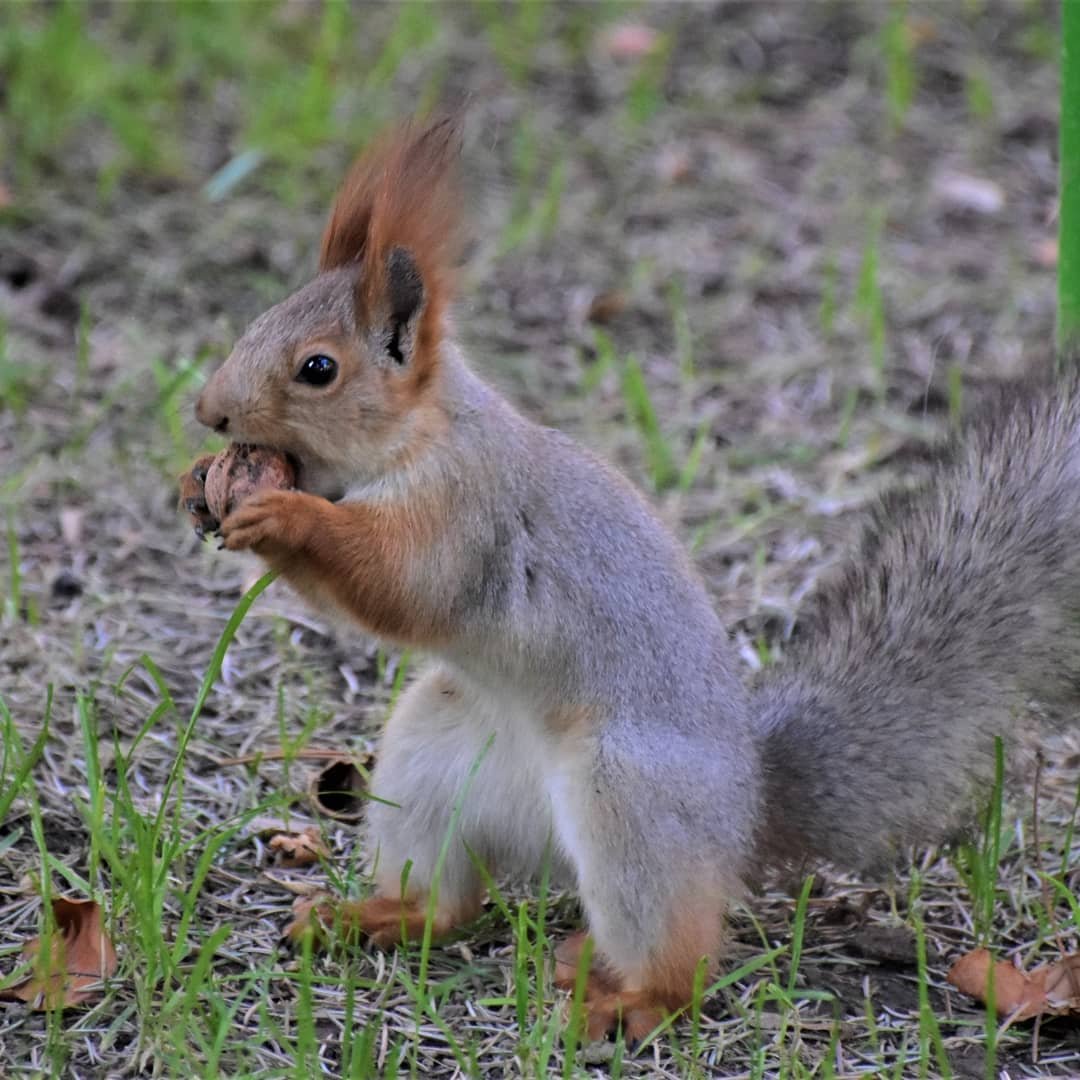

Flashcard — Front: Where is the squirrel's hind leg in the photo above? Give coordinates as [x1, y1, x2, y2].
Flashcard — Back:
[299, 666, 560, 948]
[560, 872, 731, 1043]
[549, 728, 753, 1042]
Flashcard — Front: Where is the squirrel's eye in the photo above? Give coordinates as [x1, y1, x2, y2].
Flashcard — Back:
[296, 354, 338, 386]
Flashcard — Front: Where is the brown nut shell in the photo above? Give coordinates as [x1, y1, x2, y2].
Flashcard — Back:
[204, 444, 295, 524]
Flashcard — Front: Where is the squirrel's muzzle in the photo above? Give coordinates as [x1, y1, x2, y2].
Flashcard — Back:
[196, 370, 231, 433]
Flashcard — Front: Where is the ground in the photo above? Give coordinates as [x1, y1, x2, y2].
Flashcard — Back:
[0, 2, 1078, 1077]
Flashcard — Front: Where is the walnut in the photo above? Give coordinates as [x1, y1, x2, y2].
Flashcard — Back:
[203, 444, 295, 525]
[180, 445, 296, 536]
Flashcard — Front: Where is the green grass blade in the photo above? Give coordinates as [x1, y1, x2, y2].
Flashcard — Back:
[1060, 0, 1080, 356]
[153, 570, 278, 844]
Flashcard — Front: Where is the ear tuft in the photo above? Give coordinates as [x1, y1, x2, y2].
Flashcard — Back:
[319, 116, 462, 363]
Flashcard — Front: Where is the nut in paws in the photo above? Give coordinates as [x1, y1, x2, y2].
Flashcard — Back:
[220, 489, 309, 555]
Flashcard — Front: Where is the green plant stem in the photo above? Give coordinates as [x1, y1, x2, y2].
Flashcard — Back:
[1060, 0, 1080, 356]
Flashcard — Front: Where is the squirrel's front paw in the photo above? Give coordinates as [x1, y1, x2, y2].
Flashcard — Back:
[178, 454, 219, 538]
[220, 489, 315, 557]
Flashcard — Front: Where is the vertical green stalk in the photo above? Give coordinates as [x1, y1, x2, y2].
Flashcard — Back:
[1060, 0, 1080, 357]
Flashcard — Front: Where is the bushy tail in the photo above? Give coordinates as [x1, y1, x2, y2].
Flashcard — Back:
[753, 377, 1080, 871]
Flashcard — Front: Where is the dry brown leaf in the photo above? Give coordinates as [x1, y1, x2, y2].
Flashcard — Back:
[1040, 954, 1080, 1012]
[905, 15, 938, 47]
[0, 897, 117, 1011]
[268, 825, 328, 868]
[947, 947, 1080, 1023]
[586, 290, 628, 325]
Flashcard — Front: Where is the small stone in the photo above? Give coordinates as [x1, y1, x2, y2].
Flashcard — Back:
[933, 171, 1005, 216]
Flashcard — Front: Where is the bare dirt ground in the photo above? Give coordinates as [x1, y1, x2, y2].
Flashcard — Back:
[1, 2, 1078, 1076]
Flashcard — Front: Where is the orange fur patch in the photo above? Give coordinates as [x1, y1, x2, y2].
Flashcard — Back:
[582, 990, 665, 1043]
[639, 893, 724, 1009]
[571, 891, 728, 1039]
[221, 487, 455, 645]
[287, 893, 481, 951]
[554, 931, 620, 997]
[303, 491, 453, 643]
[319, 116, 462, 373]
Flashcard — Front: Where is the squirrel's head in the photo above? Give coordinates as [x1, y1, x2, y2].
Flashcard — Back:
[196, 117, 461, 498]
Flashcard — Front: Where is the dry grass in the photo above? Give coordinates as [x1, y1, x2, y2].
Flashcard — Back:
[1, 2, 1077, 1076]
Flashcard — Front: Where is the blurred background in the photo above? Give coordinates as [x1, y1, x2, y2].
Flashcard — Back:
[0, 2, 1069, 1076]
[0, 2, 1061, 628]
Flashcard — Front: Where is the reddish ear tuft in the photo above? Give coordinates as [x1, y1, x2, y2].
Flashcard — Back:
[320, 117, 462, 353]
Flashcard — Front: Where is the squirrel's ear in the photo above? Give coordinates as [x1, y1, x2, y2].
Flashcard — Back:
[380, 246, 424, 366]
[320, 116, 462, 370]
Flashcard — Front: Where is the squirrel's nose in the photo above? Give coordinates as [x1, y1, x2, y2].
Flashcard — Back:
[195, 391, 230, 433]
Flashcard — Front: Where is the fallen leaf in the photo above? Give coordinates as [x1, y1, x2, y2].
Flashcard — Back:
[0, 897, 117, 1010]
[0, 183, 11, 209]
[586, 290, 628, 325]
[947, 947, 1080, 1023]
[904, 15, 938, 47]
[268, 825, 328, 868]
[1041, 954, 1080, 1011]
[308, 757, 371, 822]
[601, 23, 660, 60]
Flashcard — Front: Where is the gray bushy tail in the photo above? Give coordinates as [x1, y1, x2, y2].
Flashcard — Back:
[753, 377, 1080, 871]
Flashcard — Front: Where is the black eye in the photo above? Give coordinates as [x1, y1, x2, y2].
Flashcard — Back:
[296, 354, 338, 386]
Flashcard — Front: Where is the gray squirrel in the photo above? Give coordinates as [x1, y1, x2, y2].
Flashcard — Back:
[179, 118, 1078, 1040]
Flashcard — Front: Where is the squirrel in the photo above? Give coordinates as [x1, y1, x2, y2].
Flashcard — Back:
[179, 117, 1080, 1041]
